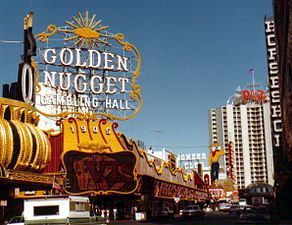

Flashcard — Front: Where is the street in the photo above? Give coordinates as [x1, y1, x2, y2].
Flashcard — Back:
[107, 211, 241, 225]
[107, 211, 290, 225]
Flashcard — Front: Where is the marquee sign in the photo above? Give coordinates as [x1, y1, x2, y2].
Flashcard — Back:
[153, 179, 208, 201]
[264, 17, 283, 172]
[264, 18, 282, 147]
[58, 117, 138, 195]
[23, 11, 142, 121]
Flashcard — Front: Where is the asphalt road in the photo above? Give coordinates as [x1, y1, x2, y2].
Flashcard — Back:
[107, 211, 290, 225]
[108, 211, 239, 225]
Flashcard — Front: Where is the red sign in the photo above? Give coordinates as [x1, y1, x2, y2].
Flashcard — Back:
[153, 180, 208, 201]
[63, 151, 137, 194]
[241, 90, 267, 104]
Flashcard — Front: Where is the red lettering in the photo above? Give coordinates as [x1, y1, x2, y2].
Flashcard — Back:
[241, 90, 267, 104]
[242, 90, 250, 104]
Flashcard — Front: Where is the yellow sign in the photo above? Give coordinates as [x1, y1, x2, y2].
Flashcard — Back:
[62, 117, 124, 153]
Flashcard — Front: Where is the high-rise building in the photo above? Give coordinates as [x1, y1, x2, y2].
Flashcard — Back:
[208, 88, 274, 190]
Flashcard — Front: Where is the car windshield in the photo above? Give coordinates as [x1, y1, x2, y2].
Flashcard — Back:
[159, 208, 168, 211]
[255, 207, 268, 214]
[185, 205, 199, 210]
[243, 206, 268, 214]
[9, 216, 24, 223]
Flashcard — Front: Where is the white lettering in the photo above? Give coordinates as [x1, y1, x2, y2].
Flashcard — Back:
[269, 62, 278, 74]
[92, 98, 99, 107]
[88, 49, 101, 68]
[266, 34, 276, 46]
[271, 105, 282, 118]
[43, 71, 56, 88]
[21, 63, 34, 104]
[43, 48, 129, 72]
[268, 48, 277, 61]
[59, 72, 71, 90]
[265, 20, 275, 33]
[265, 18, 282, 149]
[74, 74, 87, 93]
[116, 55, 129, 71]
[44, 48, 57, 64]
[75, 49, 87, 67]
[112, 99, 119, 109]
[106, 98, 112, 108]
[118, 77, 129, 93]
[271, 91, 280, 103]
[106, 77, 117, 94]
[273, 120, 282, 132]
[90, 75, 103, 94]
[274, 134, 280, 147]
[103, 52, 115, 70]
[60, 48, 73, 66]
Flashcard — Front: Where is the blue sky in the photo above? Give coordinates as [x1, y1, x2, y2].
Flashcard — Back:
[0, 0, 273, 156]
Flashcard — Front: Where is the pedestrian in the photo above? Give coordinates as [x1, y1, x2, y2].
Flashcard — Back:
[131, 206, 137, 221]
[101, 208, 105, 218]
[106, 209, 110, 222]
[113, 208, 118, 220]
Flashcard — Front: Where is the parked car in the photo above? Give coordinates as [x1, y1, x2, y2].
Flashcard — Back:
[229, 203, 242, 214]
[238, 205, 271, 224]
[179, 205, 205, 218]
[218, 198, 231, 212]
[239, 198, 247, 207]
[156, 207, 174, 218]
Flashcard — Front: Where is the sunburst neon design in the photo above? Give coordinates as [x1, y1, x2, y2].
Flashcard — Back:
[59, 11, 111, 48]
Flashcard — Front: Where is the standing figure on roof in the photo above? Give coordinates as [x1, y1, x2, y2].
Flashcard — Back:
[208, 141, 225, 182]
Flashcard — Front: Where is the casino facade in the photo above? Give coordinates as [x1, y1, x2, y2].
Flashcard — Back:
[0, 12, 208, 220]
[271, 0, 292, 214]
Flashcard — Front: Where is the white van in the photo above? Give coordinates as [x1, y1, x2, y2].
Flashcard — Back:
[23, 195, 97, 225]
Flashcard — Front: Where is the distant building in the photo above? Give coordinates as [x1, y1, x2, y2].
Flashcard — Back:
[208, 87, 274, 190]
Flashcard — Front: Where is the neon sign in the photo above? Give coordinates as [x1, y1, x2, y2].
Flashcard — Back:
[21, 11, 142, 121]
[241, 90, 267, 104]
[264, 17, 282, 148]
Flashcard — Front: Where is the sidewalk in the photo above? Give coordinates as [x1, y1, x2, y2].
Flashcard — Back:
[107, 220, 137, 224]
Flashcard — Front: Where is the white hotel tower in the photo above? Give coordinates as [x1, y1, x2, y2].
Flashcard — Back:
[208, 88, 274, 189]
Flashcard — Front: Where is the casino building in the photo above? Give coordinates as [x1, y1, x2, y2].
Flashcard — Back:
[208, 87, 274, 190]
[0, 12, 208, 220]
[271, 0, 292, 214]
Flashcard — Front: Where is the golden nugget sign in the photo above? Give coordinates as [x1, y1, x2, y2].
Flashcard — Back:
[31, 11, 141, 120]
